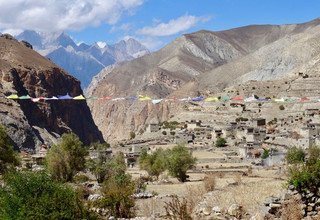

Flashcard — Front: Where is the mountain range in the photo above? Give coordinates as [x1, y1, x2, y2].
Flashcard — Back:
[86, 18, 320, 142]
[16, 30, 149, 87]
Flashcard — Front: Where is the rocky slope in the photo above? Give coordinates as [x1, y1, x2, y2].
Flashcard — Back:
[0, 34, 104, 150]
[87, 18, 320, 141]
[16, 31, 149, 87]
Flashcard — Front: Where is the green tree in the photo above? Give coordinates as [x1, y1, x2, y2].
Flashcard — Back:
[0, 125, 19, 173]
[286, 147, 305, 164]
[98, 173, 135, 218]
[166, 145, 196, 182]
[97, 152, 136, 218]
[0, 171, 96, 220]
[86, 142, 111, 183]
[215, 137, 227, 148]
[46, 133, 88, 182]
[139, 148, 167, 179]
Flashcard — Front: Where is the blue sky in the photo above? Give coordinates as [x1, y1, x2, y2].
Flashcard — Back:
[0, 0, 319, 50]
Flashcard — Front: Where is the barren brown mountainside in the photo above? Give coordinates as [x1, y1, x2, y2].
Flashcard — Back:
[0, 34, 104, 150]
[87, 18, 320, 142]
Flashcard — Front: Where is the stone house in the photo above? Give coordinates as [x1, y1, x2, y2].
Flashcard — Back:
[146, 123, 160, 133]
[186, 120, 202, 130]
[251, 118, 266, 127]
[175, 131, 194, 144]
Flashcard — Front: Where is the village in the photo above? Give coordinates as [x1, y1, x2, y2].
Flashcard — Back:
[16, 97, 320, 219]
[117, 98, 320, 168]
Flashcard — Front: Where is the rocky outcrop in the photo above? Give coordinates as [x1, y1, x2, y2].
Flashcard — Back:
[263, 185, 320, 219]
[0, 35, 104, 150]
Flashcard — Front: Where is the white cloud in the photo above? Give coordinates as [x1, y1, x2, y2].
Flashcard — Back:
[0, 0, 144, 32]
[1, 28, 23, 35]
[139, 37, 164, 51]
[137, 15, 211, 37]
[110, 23, 133, 33]
[121, 35, 163, 51]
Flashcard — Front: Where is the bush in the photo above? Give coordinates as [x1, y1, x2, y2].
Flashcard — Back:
[161, 121, 179, 130]
[162, 131, 167, 135]
[279, 105, 285, 110]
[164, 196, 192, 220]
[0, 125, 20, 173]
[287, 145, 320, 191]
[203, 174, 216, 192]
[286, 147, 305, 164]
[166, 145, 196, 182]
[281, 198, 303, 220]
[130, 132, 136, 140]
[0, 171, 96, 220]
[235, 117, 249, 122]
[46, 133, 88, 182]
[261, 149, 270, 159]
[215, 137, 227, 148]
[307, 145, 320, 166]
[73, 174, 90, 183]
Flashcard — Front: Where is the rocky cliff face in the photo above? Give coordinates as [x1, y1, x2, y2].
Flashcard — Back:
[87, 18, 320, 142]
[0, 34, 104, 150]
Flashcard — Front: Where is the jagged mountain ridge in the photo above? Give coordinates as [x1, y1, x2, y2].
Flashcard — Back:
[87, 18, 320, 142]
[16, 31, 149, 87]
[0, 34, 104, 150]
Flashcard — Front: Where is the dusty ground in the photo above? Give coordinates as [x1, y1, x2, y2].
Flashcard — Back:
[131, 148, 287, 219]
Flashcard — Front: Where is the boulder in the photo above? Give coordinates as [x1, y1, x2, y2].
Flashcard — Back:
[212, 206, 221, 214]
[202, 206, 212, 216]
[227, 204, 241, 216]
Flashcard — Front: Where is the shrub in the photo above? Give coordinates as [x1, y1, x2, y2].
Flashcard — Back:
[73, 174, 90, 183]
[286, 147, 305, 164]
[236, 117, 249, 122]
[164, 195, 192, 220]
[162, 131, 167, 135]
[0, 125, 20, 173]
[130, 131, 136, 140]
[0, 171, 96, 220]
[279, 105, 285, 110]
[185, 185, 205, 212]
[46, 133, 88, 182]
[215, 137, 227, 147]
[261, 149, 270, 159]
[203, 173, 216, 192]
[307, 145, 320, 166]
[287, 145, 320, 191]
[281, 198, 303, 220]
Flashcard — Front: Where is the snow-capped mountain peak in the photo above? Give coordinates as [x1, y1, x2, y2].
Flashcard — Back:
[15, 30, 150, 88]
